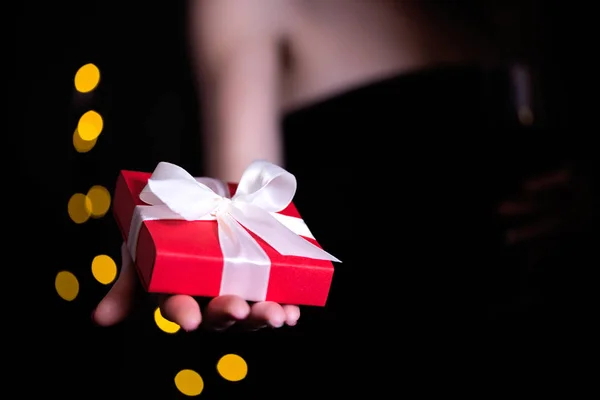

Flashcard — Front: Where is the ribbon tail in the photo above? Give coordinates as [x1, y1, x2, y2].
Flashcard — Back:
[217, 212, 272, 301]
[230, 204, 341, 263]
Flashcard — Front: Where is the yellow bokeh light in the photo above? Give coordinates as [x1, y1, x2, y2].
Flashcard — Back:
[217, 354, 248, 382]
[68, 193, 92, 224]
[154, 307, 180, 334]
[87, 185, 111, 218]
[55, 271, 79, 301]
[77, 111, 103, 141]
[91, 255, 117, 285]
[73, 129, 97, 153]
[174, 369, 204, 396]
[74, 63, 100, 93]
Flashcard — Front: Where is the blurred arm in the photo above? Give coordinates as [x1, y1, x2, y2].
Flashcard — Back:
[189, 0, 284, 182]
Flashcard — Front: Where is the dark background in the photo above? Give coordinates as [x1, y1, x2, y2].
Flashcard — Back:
[8, 1, 595, 398]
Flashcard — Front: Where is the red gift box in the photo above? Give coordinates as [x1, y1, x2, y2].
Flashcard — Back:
[113, 162, 338, 306]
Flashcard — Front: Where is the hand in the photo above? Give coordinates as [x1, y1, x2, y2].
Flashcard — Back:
[497, 165, 592, 245]
[92, 243, 301, 332]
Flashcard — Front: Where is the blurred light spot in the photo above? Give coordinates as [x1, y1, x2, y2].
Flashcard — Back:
[74, 63, 100, 93]
[55, 271, 79, 301]
[68, 193, 92, 224]
[217, 354, 248, 382]
[87, 185, 111, 218]
[91, 255, 117, 285]
[73, 129, 97, 153]
[154, 307, 181, 334]
[174, 369, 204, 396]
[518, 106, 534, 126]
[77, 111, 103, 141]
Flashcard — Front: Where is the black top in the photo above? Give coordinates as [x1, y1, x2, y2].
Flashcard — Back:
[267, 67, 590, 392]
[283, 66, 526, 321]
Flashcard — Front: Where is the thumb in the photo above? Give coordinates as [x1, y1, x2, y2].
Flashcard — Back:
[93, 243, 137, 326]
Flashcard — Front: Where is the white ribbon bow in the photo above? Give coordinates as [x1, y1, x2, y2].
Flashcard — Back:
[129, 161, 340, 275]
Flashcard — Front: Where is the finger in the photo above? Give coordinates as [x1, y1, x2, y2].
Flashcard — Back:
[244, 302, 287, 330]
[523, 168, 570, 192]
[93, 244, 137, 326]
[282, 305, 301, 326]
[158, 295, 202, 332]
[203, 295, 251, 330]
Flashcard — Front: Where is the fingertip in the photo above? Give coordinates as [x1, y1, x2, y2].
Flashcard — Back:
[270, 315, 285, 328]
[208, 295, 250, 320]
[178, 307, 202, 332]
[93, 297, 128, 327]
[180, 313, 202, 332]
[262, 303, 286, 328]
[283, 305, 300, 326]
[272, 310, 287, 328]
[229, 298, 251, 320]
[162, 295, 202, 331]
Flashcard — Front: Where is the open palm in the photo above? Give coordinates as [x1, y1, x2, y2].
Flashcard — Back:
[92, 244, 300, 331]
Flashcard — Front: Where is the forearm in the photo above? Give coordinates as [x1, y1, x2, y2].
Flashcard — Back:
[201, 81, 282, 182]
[198, 51, 282, 182]
[189, 0, 284, 182]
[204, 133, 283, 184]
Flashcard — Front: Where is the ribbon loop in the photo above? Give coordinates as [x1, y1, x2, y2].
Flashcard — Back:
[232, 160, 297, 213]
[141, 162, 221, 220]
[136, 161, 340, 266]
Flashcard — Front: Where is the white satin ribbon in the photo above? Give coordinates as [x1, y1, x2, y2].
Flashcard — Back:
[126, 161, 340, 302]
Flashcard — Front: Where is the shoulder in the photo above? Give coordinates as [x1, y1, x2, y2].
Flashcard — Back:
[190, 0, 296, 70]
[192, 0, 293, 38]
